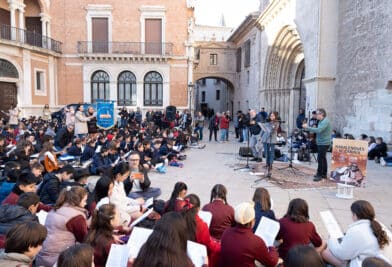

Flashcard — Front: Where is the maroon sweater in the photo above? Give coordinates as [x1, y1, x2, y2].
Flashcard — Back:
[2, 191, 52, 212]
[219, 225, 278, 267]
[202, 200, 235, 240]
[277, 217, 322, 260]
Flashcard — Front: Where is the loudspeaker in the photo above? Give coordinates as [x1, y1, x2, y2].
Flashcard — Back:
[239, 147, 253, 157]
[165, 106, 176, 121]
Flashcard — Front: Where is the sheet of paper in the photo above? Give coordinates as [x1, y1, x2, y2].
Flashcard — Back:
[59, 155, 76, 161]
[320, 210, 344, 239]
[129, 208, 153, 227]
[30, 153, 39, 158]
[36, 210, 48, 225]
[123, 151, 132, 160]
[127, 227, 153, 258]
[187, 241, 207, 267]
[95, 145, 102, 153]
[198, 210, 212, 228]
[254, 216, 280, 247]
[143, 197, 154, 209]
[81, 159, 93, 169]
[106, 244, 129, 267]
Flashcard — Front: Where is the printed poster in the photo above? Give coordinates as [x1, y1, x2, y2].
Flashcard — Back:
[97, 101, 115, 129]
[330, 139, 368, 187]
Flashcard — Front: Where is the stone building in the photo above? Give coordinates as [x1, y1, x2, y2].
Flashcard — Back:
[194, 0, 392, 142]
[0, 0, 195, 116]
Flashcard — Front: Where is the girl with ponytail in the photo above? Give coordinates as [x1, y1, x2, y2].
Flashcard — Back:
[36, 186, 89, 267]
[322, 200, 391, 267]
[86, 204, 130, 267]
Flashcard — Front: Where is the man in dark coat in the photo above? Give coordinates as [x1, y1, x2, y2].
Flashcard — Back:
[54, 124, 74, 149]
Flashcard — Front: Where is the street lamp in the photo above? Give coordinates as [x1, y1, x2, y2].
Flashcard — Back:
[188, 82, 194, 116]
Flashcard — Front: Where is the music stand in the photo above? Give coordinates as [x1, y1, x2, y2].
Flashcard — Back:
[278, 129, 300, 174]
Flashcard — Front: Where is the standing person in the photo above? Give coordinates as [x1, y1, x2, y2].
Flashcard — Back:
[322, 200, 390, 267]
[248, 109, 262, 162]
[296, 108, 305, 129]
[303, 108, 331, 181]
[308, 110, 319, 128]
[42, 104, 51, 121]
[208, 112, 219, 142]
[86, 106, 98, 137]
[258, 107, 268, 123]
[219, 202, 279, 267]
[64, 106, 75, 126]
[74, 105, 93, 138]
[219, 112, 230, 142]
[194, 111, 205, 141]
[8, 104, 19, 128]
[260, 111, 280, 177]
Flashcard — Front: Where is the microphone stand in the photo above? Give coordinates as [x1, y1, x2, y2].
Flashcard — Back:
[234, 128, 253, 171]
[279, 127, 300, 174]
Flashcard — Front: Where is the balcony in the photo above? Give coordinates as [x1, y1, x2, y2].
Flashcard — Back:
[77, 41, 173, 61]
[0, 24, 62, 54]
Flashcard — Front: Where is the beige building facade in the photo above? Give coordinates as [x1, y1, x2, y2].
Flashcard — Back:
[0, 0, 195, 116]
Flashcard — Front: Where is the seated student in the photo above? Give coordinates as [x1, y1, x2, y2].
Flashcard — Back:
[286, 245, 324, 267]
[80, 138, 96, 162]
[0, 222, 47, 266]
[67, 138, 82, 157]
[135, 142, 150, 170]
[368, 137, 387, 161]
[133, 212, 204, 267]
[252, 187, 276, 232]
[120, 134, 133, 154]
[124, 152, 161, 200]
[86, 204, 131, 267]
[362, 257, 392, 267]
[219, 202, 279, 267]
[2, 172, 39, 205]
[39, 141, 61, 173]
[0, 167, 20, 203]
[143, 140, 154, 166]
[110, 162, 144, 225]
[182, 194, 221, 267]
[57, 244, 94, 267]
[0, 192, 40, 240]
[87, 176, 113, 214]
[36, 186, 89, 267]
[38, 165, 75, 205]
[322, 200, 390, 267]
[159, 139, 179, 161]
[62, 168, 89, 189]
[202, 184, 235, 240]
[30, 162, 44, 183]
[165, 181, 188, 212]
[91, 147, 114, 175]
[277, 198, 325, 261]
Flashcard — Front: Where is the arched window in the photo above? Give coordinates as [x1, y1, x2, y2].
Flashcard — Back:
[91, 71, 110, 102]
[117, 71, 136, 106]
[144, 71, 163, 106]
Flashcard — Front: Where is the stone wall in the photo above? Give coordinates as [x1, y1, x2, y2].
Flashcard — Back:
[334, 0, 392, 143]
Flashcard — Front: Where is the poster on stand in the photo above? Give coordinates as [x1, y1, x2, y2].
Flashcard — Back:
[330, 139, 368, 187]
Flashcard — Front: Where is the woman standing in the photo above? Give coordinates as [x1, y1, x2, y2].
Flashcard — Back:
[8, 104, 19, 128]
[322, 200, 390, 267]
[86, 106, 98, 138]
[43, 104, 51, 121]
[35, 186, 88, 267]
[65, 106, 75, 125]
[74, 105, 93, 138]
[260, 111, 280, 178]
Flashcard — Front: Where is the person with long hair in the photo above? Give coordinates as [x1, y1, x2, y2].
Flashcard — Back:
[202, 184, 235, 240]
[110, 162, 144, 225]
[260, 111, 280, 177]
[133, 212, 198, 267]
[219, 202, 279, 267]
[165, 181, 188, 212]
[57, 244, 94, 267]
[182, 194, 221, 267]
[87, 176, 114, 214]
[277, 198, 325, 261]
[285, 245, 324, 267]
[74, 104, 94, 138]
[35, 186, 88, 267]
[322, 200, 391, 267]
[252, 187, 276, 232]
[86, 204, 129, 267]
[39, 141, 59, 172]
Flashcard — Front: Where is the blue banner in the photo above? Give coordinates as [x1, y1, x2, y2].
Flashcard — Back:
[96, 101, 115, 129]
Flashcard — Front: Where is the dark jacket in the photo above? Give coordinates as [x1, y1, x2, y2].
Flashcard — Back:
[54, 126, 74, 149]
[38, 172, 61, 205]
[123, 169, 151, 196]
[67, 145, 82, 157]
[0, 204, 38, 234]
[80, 145, 95, 162]
[91, 154, 112, 175]
[253, 202, 276, 232]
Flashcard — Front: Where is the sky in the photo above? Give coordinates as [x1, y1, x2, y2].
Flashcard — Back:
[195, 0, 260, 28]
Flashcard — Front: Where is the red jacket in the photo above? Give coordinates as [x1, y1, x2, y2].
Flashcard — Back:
[220, 225, 278, 267]
[202, 200, 235, 240]
[195, 215, 221, 267]
[219, 116, 229, 129]
[2, 191, 52, 212]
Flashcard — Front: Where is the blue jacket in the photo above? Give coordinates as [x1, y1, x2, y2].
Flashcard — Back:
[0, 181, 15, 203]
[252, 202, 276, 232]
[0, 205, 38, 234]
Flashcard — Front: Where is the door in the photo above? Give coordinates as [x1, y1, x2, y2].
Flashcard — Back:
[92, 18, 108, 53]
[0, 82, 17, 117]
[25, 17, 42, 47]
[145, 19, 162, 54]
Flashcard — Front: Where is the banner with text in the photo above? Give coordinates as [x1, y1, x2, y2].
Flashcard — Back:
[96, 101, 115, 130]
[330, 139, 368, 187]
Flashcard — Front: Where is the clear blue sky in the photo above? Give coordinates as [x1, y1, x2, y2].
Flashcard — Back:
[195, 0, 260, 28]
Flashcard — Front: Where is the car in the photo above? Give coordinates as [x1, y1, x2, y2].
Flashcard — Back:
[51, 103, 96, 124]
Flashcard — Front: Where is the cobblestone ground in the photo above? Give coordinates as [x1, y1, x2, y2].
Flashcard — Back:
[149, 130, 392, 241]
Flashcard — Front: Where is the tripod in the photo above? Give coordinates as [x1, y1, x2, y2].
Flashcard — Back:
[234, 128, 253, 171]
[278, 130, 300, 174]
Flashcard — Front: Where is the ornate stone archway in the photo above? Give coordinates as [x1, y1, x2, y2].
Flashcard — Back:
[262, 25, 304, 131]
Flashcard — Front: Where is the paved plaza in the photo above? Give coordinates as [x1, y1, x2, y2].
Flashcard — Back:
[149, 131, 392, 240]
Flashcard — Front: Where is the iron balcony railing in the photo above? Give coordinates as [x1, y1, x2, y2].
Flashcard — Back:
[77, 41, 173, 56]
[0, 24, 62, 53]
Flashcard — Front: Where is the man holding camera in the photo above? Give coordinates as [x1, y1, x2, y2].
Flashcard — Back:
[303, 108, 331, 181]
